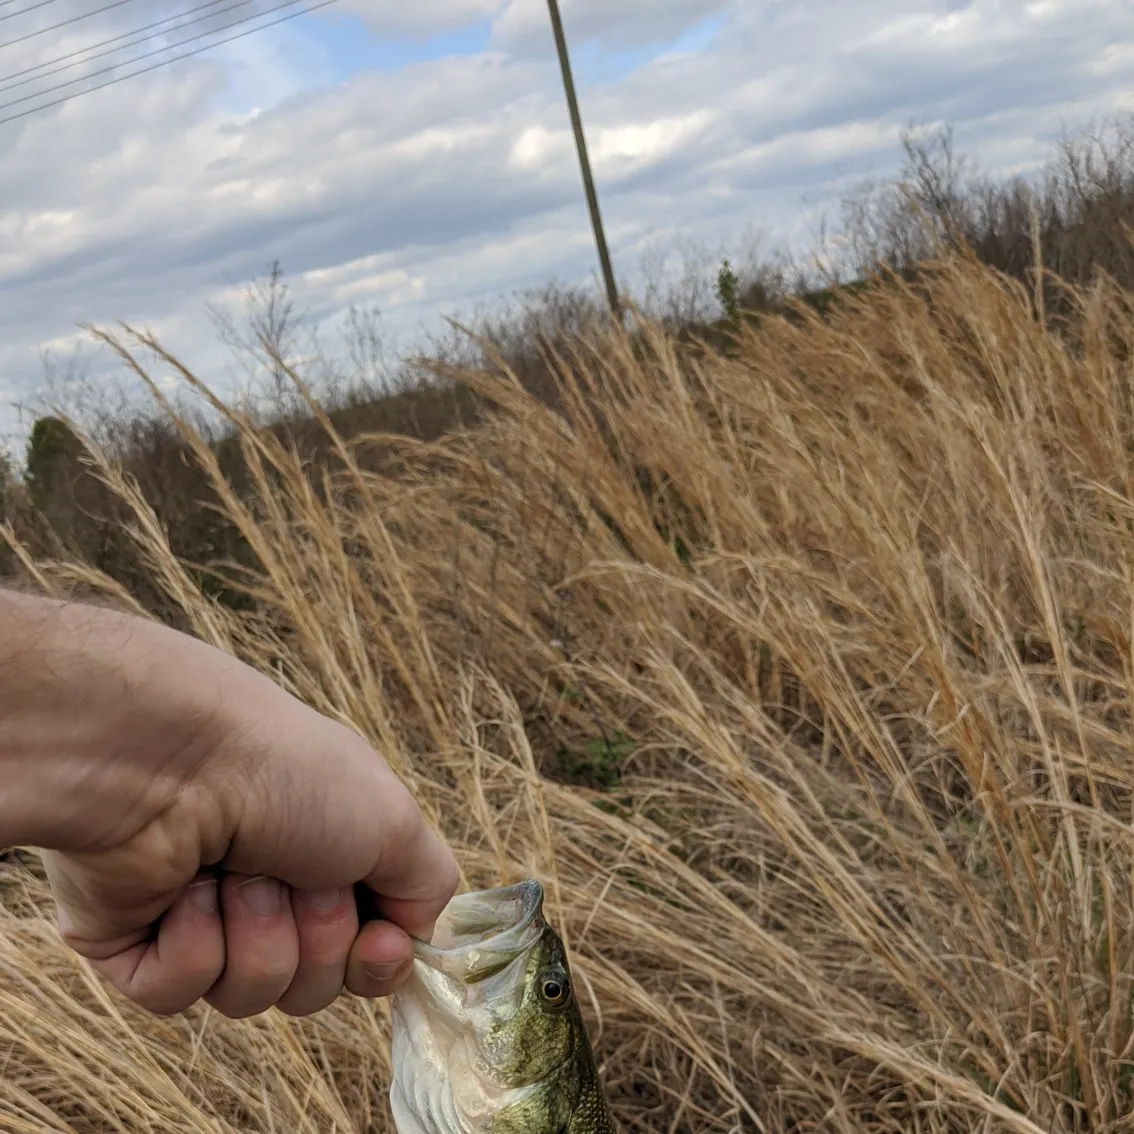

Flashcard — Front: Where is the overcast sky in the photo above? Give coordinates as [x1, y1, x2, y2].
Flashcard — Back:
[1, 0, 1133, 441]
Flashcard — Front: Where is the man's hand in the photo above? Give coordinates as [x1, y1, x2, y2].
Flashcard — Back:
[0, 589, 459, 1018]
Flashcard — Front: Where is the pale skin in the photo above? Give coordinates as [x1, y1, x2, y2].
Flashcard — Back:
[0, 588, 459, 1018]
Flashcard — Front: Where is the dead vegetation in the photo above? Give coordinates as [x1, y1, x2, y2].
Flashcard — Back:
[3, 235, 1134, 1133]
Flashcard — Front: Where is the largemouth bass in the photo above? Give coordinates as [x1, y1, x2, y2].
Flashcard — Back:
[388, 879, 615, 1133]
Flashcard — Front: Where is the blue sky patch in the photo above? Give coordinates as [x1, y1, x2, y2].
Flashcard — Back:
[570, 12, 728, 87]
[214, 8, 724, 116]
[289, 11, 493, 82]
[212, 10, 494, 113]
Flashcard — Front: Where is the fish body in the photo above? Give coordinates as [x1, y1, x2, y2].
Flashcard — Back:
[389, 879, 615, 1134]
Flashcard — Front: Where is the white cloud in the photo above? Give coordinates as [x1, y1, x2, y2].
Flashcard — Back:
[491, 0, 727, 50]
[334, 0, 502, 35]
[1, 0, 1134, 440]
[508, 110, 716, 177]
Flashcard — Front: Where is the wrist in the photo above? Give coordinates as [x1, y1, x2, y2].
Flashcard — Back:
[0, 589, 223, 852]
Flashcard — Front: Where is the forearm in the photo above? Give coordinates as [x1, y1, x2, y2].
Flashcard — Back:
[0, 589, 224, 852]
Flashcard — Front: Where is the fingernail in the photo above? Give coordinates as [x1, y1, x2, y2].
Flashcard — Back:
[190, 879, 217, 915]
[237, 875, 284, 916]
[301, 888, 343, 911]
[364, 960, 406, 982]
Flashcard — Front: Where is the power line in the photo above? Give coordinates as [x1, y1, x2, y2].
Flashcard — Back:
[0, 2, 307, 113]
[0, 0, 337, 126]
[0, 0, 68, 25]
[1, 0, 141, 42]
[0, 0, 237, 88]
[0, 0, 260, 94]
[0, 0, 331, 123]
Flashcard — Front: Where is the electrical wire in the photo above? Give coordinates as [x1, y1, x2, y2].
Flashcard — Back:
[0, 0, 69, 26]
[0, 0, 339, 126]
[1, 0, 146, 48]
[0, 0, 305, 111]
[0, 0, 237, 86]
[0, 0, 328, 122]
[0, 0, 258, 94]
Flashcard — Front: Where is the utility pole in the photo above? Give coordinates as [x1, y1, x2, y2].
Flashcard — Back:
[545, 0, 621, 319]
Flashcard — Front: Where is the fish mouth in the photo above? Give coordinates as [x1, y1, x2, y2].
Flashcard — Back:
[413, 879, 547, 984]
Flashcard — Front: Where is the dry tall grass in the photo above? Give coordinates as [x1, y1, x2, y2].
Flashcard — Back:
[4, 249, 1134, 1133]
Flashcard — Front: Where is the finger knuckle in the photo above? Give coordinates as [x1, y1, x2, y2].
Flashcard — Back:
[205, 989, 274, 1020]
[132, 987, 198, 1017]
[252, 957, 299, 990]
[385, 787, 424, 847]
[345, 972, 383, 999]
[277, 987, 338, 1017]
[438, 852, 460, 898]
[300, 937, 351, 970]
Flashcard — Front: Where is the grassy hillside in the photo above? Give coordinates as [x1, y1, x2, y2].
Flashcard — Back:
[4, 246, 1134, 1132]
[6, 117, 1134, 601]
[3, 118, 1134, 1131]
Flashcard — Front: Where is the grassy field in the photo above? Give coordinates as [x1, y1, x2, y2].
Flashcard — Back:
[3, 240, 1134, 1132]
[5, 118, 1134, 1132]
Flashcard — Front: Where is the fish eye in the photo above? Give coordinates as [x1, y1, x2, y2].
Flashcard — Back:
[539, 972, 571, 1006]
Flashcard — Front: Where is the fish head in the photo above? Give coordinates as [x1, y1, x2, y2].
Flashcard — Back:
[389, 879, 613, 1134]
